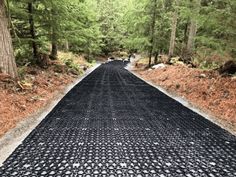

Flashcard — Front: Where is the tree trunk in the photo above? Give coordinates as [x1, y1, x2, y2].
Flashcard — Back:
[168, 0, 179, 59]
[50, 27, 58, 60]
[186, 19, 197, 54]
[181, 22, 189, 57]
[154, 52, 159, 64]
[148, 51, 152, 67]
[50, 42, 58, 60]
[50, 8, 58, 60]
[0, 0, 18, 78]
[186, 0, 200, 60]
[28, 2, 39, 61]
[183, 23, 189, 44]
[148, 0, 158, 68]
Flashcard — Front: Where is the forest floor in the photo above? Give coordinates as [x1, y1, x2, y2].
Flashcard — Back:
[135, 63, 236, 133]
[0, 53, 93, 138]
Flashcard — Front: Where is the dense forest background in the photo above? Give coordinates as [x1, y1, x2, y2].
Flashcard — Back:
[0, 0, 236, 78]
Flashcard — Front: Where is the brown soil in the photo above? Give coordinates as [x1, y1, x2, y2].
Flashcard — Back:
[135, 65, 236, 132]
[0, 66, 77, 138]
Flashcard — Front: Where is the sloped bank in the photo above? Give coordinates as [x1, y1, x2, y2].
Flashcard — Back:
[135, 65, 236, 134]
[0, 64, 100, 165]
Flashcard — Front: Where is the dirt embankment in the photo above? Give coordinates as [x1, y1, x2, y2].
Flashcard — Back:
[0, 67, 77, 138]
[136, 65, 236, 132]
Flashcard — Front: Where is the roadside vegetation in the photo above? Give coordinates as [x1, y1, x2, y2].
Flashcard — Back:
[0, 52, 92, 137]
[1, 0, 236, 78]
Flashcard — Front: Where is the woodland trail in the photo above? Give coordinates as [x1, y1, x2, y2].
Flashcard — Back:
[0, 61, 236, 176]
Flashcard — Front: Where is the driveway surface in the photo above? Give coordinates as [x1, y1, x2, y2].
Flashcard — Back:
[0, 61, 236, 176]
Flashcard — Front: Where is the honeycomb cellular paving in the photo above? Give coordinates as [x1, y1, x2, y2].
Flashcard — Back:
[0, 61, 236, 176]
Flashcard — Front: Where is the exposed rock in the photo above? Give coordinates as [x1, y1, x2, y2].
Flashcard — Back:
[199, 74, 207, 78]
[152, 63, 166, 69]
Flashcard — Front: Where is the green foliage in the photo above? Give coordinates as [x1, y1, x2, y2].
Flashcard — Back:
[17, 66, 27, 79]
[9, 0, 102, 65]
[64, 59, 82, 74]
[8, 0, 236, 67]
[199, 61, 219, 70]
[65, 0, 102, 56]
[96, 0, 131, 54]
[122, 0, 235, 66]
[123, 0, 173, 55]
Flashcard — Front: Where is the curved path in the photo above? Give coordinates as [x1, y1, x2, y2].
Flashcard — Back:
[0, 61, 236, 176]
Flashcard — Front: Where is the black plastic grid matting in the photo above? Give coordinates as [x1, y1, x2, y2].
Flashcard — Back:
[0, 61, 236, 176]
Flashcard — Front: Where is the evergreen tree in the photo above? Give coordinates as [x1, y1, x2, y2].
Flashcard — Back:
[3, 0, 235, 69]
[0, 0, 18, 78]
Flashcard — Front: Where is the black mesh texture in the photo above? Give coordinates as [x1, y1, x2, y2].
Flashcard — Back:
[0, 61, 236, 176]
